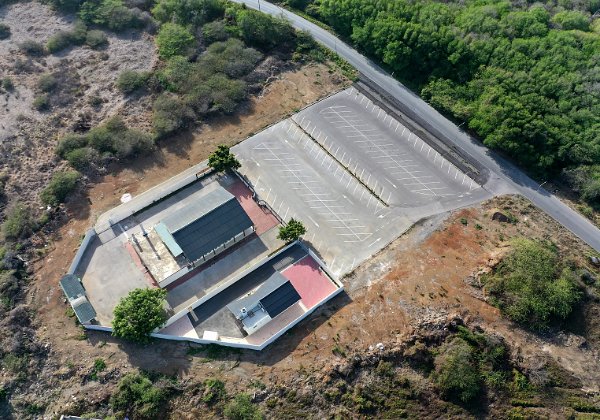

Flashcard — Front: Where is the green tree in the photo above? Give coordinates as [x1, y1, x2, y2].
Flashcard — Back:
[112, 288, 167, 343]
[224, 393, 263, 420]
[277, 218, 306, 242]
[155, 22, 195, 59]
[40, 171, 80, 206]
[433, 337, 481, 403]
[208, 145, 241, 172]
[236, 9, 295, 50]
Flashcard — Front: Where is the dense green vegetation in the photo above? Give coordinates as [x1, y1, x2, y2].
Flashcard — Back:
[298, 0, 600, 206]
[224, 393, 263, 420]
[483, 238, 582, 330]
[112, 288, 167, 343]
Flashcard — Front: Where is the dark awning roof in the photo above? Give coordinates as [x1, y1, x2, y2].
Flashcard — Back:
[159, 187, 253, 262]
[60, 274, 85, 300]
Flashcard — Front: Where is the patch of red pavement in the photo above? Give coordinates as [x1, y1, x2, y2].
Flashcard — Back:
[124, 242, 160, 288]
[281, 255, 337, 308]
[225, 178, 279, 235]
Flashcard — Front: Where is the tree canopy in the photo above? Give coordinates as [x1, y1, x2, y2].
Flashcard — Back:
[277, 218, 306, 242]
[208, 145, 241, 172]
[112, 288, 167, 343]
[312, 0, 600, 205]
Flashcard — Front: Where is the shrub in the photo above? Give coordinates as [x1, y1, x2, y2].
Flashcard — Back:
[85, 30, 108, 49]
[37, 74, 57, 92]
[56, 134, 88, 158]
[43, 0, 80, 12]
[201, 38, 262, 78]
[66, 147, 100, 171]
[117, 70, 148, 94]
[206, 74, 246, 113]
[0, 23, 10, 40]
[110, 372, 169, 419]
[2, 77, 14, 92]
[224, 393, 263, 420]
[33, 94, 50, 111]
[277, 218, 306, 242]
[203, 378, 227, 404]
[2, 204, 34, 241]
[47, 21, 89, 53]
[552, 10, 590, 31]
[208, 144, 240, 172]
[484, 239, 582, 330]
[152, 93, 195, 138]
[151, 0, 225, 26]
[433, 337, 481, 403]
[236, 9, 295, 50]
[40, 171, 80, 206]
[202, 20, 229, 44]
[112, 288, 167, 343]
[19, 40, 46, 56]
[155, 22, 195, 59]
[79, 0, 143, 32]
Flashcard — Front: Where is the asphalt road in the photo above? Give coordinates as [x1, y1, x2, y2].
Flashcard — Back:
[231, 0, 600, 253]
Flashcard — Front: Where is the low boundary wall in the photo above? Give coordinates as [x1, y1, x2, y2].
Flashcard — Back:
[67, 228, 96, 275]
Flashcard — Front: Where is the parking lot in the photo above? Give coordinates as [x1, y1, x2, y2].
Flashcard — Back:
[234, 87, 490, 278]
[234, 119, 412, 276]
[293, 87, 480, 207]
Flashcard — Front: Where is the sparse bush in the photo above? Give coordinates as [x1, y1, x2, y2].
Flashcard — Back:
[2, 204, 34, 241]
[152, 93, 195, 138]
[66, 147, 100, 171]
[112, 288, 167, 343]
[85, 30, 108, 49]
[33, 94, 50, 111]
[117, 70, 148, 94]
[2, 77, 14, 92]
[483, 238, 582, 330]
[155, 22, 195, 59]
[224, 393, 263, 420]
[110, 372, 170, 418]
[40, 171, 80, 206]
[277, 218, 306, 242]
[0, 23, 10, 40]
[57, 134, 88, 159]
[433, 337, 481, 403]
[203, 378, 226, 404]
[19, 40, 46, 56]
[37, 74, 57, 92]
[46, 22, 88, 53]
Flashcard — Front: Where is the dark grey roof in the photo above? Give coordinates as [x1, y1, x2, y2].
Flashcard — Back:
[71, 296, 96, 324]
[227, 271, 289, 317]
[60, 274, 85, 300]
[261, 281, 301, 318]
[163, 187, 236, 233]
[162, 187, 253, 262]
